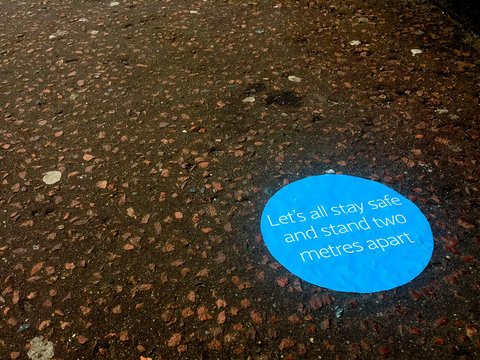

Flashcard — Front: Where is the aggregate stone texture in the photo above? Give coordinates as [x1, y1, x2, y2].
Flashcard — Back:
[0, 0, 479, 359]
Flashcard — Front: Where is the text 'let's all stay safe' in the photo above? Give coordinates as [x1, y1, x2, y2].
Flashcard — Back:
[265, 194, 414, 262]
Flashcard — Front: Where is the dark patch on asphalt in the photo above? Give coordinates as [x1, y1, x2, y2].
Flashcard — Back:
[265, 90, 302, 107]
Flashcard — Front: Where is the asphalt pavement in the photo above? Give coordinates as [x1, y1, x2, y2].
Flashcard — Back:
[0, 0, 479, 359]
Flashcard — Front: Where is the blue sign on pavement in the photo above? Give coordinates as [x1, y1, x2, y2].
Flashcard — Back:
[260, 175, 434, 293]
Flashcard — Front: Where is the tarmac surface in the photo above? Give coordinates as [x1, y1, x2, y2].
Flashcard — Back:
[1, 0, 479, 359]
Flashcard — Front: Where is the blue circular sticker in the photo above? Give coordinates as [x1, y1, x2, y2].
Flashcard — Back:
[260, 175, 434, 293]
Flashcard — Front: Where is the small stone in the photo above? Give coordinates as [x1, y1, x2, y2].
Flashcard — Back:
[189, 10, 199, 14]
[335, 306, 343, 318]
[27, 337, 54, 360]
[288, 75, 301, 83]
[242, 96, 255, 103]
[325, 169, 335, 174]
[42, 171, 62, 185]
[17, 323, 30, 333]
[76, 335, 88, 344]
[458, 218, 476, 229]
[168, 333, 182, 347]
[48, 30, 68, 40]
[89, 30, 99, 35]
[279, 338, 296, 350]
[110, 1, 120, 6]
[96, 180, 107, 189]
[255, 30, 265, 34]
[349, 40, 361, 46]
[411, 49, 422, 56]
[380, 346, 391, 356]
